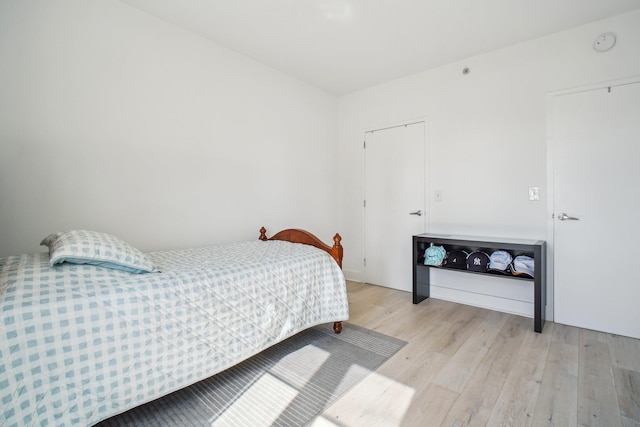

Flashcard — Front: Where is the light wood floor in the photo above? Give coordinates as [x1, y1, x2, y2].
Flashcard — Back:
[313, 281, 640, 427]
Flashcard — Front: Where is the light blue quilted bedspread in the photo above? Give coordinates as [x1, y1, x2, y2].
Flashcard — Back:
[0, 240, 349, 426]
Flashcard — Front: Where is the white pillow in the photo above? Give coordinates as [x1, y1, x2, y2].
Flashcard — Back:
[41, 230, 158, 274]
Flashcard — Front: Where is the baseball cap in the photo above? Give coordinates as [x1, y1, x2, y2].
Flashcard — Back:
[467, 251, 490, 272]
[444, 249, 468, 269]
[424, 245, 446, 266]
[489, 250, 513, 274]
[512, 255, 534, 278]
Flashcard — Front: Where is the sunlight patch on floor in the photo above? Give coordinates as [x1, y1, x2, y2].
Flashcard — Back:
[212, 344, 332, 426]
[308, 415, 341, 427]
[317, 371, 415, 426]
[211, 373, 299, 426]
[269, 344, 331, 388]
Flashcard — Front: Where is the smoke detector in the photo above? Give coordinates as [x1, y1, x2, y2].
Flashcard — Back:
[593, 33, 616, 52]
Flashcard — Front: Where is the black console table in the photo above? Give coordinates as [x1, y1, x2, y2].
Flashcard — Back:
[413, 233, 546, 333]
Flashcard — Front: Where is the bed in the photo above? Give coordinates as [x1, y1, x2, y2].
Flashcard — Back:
[0, 227, 349, 427]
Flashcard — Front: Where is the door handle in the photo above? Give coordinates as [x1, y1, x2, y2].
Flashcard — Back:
[409, 210, 423, 216]
[557, 212, 580, 221]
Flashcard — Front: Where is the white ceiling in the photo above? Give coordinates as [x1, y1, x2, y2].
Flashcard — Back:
[121, 0, 640, 95]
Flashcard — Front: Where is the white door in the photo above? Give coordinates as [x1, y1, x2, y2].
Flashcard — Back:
[553, 80, 640, 339]
[364, 121, 427, 292]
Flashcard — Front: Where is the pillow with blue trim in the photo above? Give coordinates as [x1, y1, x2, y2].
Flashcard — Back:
[41, 230, 159, 273]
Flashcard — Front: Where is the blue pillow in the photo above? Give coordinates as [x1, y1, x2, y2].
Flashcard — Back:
[41, 230, 159, 274]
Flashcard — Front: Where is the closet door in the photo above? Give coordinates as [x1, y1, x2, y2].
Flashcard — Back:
[364, 121, 427, 291]
[553, 80, 640, 339]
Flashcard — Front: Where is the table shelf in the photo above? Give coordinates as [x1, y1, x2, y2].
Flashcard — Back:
[413, 233, 546, 333]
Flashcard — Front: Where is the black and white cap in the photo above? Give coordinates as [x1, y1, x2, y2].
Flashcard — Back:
[466, 251, 490, 272]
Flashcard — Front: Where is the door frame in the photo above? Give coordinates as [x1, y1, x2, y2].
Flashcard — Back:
[361, 116, 430, 284]
[546, 74, 640, 323]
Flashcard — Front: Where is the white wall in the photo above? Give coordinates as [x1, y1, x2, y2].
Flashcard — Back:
[0, 0, 338, 256]
[337, 10, 640, 317]
[3, 1, 639, 317]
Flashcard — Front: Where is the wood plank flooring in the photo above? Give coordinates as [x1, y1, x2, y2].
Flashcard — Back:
[313, 281, 640, 426]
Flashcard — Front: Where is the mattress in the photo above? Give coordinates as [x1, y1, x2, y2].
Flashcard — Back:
[0, 240, 349, 426]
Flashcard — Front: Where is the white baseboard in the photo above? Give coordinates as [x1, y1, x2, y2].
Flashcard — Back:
[343, 269, 361, 282]
[426, 268, 534, 317]
[430, 285, 533, 318]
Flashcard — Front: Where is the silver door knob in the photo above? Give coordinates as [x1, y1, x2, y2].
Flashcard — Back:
[557, 212, 579, 221]
[409, 210, 423, 216]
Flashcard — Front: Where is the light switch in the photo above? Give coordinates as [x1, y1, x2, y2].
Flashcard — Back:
[434, 190, 442, 202]
[529, 187, 540, 201]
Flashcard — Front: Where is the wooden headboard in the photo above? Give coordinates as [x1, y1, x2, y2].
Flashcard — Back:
[259, 227, 343, 269]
